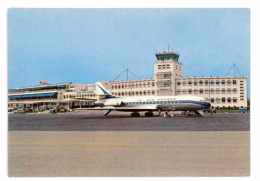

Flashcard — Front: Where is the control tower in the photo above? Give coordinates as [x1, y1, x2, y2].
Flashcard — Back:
[154, 51, 182, 96]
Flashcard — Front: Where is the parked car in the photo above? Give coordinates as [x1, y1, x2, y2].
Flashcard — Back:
[49, 105, 71, 113]
[239, 107, 247, 113]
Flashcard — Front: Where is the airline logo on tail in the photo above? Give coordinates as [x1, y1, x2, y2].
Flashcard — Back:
[95, 82, 115, 98]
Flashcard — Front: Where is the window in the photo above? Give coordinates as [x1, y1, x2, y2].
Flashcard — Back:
[233, 80, 237, 85]
[205, 80, 209, 85]
[194, 81, 198, 86]
[188, 89, 192, 94]
[211, 98, 214, 103]
[210, 81, 215, 85]
[199, 80, 203, 85]
[227, 97, 231, 103]
[177, 82, 181, 86]
[227, 80, 231, 85]
[227, 88, 231, 93]
[188, 81, 192, 85]
[222, 97, 226, 103]
[221, 80, 225, 85]
[199, 89, 203, 94]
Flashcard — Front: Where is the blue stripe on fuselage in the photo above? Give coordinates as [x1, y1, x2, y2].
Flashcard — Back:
[121, 99, 210, 108]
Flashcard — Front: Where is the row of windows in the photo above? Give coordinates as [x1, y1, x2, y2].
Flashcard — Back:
[112, 82, 155, 89]
[157, 64, 180, 70]
[118, 98, 239, 105]
[64, 94, 97, 99]
[158, 82, 171, 88]
[176, 88, 239, 94]
[112, 90, 155, 96]
[210, 97, 238, 103]
[157, 73, 172, 79]
[64, 95, 76, 99]
[177, 79, 239, 86]
[158, 64, 171, 70]
[75, 94, 96, 98]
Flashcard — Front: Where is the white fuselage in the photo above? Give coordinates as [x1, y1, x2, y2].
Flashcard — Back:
[95, 95, 211, 111]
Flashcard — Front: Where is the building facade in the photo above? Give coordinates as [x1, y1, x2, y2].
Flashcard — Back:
[104, 51, 247, 109]
[8, 82, 96, 111]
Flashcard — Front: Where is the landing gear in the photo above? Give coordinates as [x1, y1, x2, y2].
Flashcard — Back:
[144, 111, 154, 117]
[104, 109, 112, 116]
[163, 111, 170, 117]
[193, 110, 204, 117]
[131, 112, 141, 117]
[158, 109, 161, 116]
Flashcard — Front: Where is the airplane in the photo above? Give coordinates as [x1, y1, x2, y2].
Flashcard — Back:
[78, 82, 211, 117]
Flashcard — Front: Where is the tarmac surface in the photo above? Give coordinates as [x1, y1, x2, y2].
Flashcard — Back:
[9, 111, 250, 131]
[8, 112, 250, 176]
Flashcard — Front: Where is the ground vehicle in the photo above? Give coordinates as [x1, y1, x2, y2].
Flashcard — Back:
[49, 105, 71, 113]
[239, 107, 247, 113]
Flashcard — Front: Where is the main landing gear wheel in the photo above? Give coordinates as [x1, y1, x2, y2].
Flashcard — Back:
[131, 112, 141, 117]
[144, 112, 154, 117]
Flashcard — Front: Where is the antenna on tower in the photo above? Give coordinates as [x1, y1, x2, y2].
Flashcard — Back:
[112, 68, 142, 81]
[225, 63, 242, 76]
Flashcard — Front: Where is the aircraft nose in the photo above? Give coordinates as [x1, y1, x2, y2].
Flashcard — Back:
[205, 102, 211, 109]
[201, 101, 211, 109]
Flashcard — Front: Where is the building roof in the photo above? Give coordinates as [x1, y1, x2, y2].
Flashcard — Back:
[9, 82, 72, 93]
[155, 51, 180, 61]
[8, 92, 57, 100]
[176, 76, 247, 80]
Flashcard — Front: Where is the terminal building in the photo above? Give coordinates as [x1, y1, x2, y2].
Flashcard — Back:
[8, 50, 248, 111]
[8, 82, 96, 111]
[105, 51, 247, 109]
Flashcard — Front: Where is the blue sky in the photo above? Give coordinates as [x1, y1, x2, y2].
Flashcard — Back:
[8, 9, 250, 89]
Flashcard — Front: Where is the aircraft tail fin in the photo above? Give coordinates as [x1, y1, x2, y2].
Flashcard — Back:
[95, 82, 115, 98]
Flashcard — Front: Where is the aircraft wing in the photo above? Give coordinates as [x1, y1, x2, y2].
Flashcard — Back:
[77, 106, 116, 111]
